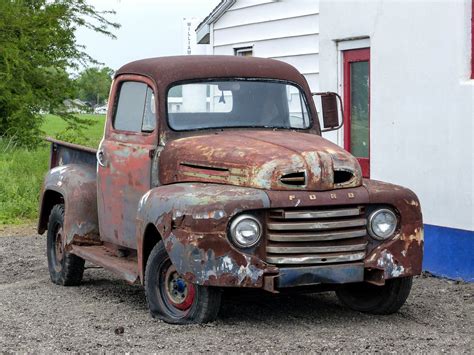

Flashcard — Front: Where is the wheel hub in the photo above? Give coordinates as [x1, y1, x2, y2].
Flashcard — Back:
[54, 226, 65, 267]
[164, 264, 195, 311]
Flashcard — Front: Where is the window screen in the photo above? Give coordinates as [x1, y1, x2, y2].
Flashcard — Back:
[113, 81, 156, 132]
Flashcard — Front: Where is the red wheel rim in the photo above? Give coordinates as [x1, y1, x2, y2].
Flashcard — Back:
[163, 264, 195, 311]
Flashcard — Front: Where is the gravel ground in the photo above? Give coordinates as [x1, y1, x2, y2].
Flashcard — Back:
[0, 233, 472, 353]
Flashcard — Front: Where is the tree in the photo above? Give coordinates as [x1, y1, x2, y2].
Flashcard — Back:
[75, 67, 114, 107]
[0, 0, 119, 147]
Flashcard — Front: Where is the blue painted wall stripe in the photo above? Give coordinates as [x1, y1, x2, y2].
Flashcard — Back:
[423, 224, 474, 282]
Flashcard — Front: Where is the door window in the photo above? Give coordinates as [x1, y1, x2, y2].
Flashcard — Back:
[113, 81, 156, 133]
[343, 48, 370, 177]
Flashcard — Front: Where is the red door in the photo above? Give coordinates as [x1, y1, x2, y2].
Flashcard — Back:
[343, 48, 370, 178]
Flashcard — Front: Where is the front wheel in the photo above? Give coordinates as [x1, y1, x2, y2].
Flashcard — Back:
[145, 241, 222, 324]
[336, 277, 413, 314]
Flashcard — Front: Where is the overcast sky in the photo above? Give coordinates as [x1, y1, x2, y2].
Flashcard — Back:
[75, 0, 220, 71]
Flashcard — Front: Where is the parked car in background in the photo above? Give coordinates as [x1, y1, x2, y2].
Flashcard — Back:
[94, 105, 108, 115]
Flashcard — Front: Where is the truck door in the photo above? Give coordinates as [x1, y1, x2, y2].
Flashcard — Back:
[343, 48, 370, 178]
[97, 75, 157, 249]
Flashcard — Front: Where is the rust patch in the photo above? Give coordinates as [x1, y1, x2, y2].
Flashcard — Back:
[159, 131, 362, 191]
[135, 183, 271, 285]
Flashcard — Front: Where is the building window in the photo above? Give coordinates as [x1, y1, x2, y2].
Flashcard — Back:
[234, 47, 253, 57]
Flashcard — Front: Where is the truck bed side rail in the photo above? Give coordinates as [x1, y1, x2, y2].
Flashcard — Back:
[46, 137, 97, 170]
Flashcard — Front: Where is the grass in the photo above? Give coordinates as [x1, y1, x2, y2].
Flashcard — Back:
[0, 114, 105, 224]
[41, 114, 105, 146]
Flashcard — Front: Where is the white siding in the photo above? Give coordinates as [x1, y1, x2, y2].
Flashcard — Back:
[210, 0, 320, 92]
[319, 0, 474, 231]
[213, 33, 319, 58]
[213, 14, 319, 46]
[303, 73, 320, 92]
[229, 0, 274, 11]
[214, 1, 318, 29]
[275, 53, 319, 75]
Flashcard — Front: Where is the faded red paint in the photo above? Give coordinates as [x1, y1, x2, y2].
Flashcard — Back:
[38, 55, 423, 294]
[159, 130, 362, 191]
[97, 74, 158, 249]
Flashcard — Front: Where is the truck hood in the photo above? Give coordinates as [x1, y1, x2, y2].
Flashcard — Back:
[159, 131, 362, 191]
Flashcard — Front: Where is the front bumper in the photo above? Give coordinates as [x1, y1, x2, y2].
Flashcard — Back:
[268, 263, 365, 289]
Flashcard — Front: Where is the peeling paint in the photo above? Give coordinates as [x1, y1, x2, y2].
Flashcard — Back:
[377, 251, 405, 277]
[38, 57, 423, 294]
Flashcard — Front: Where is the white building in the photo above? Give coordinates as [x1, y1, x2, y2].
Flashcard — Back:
[197, 0, 474, 281]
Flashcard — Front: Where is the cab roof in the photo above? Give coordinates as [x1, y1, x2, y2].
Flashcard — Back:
[115, 55, 310, 91]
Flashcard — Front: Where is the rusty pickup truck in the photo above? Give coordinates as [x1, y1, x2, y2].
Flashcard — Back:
[38, 56, 423, 324]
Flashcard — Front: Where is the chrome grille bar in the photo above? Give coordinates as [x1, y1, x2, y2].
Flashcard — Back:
[271, 207, 361, 219]
[268, 218, 366, 231]
[266, 252, 366, 265]
[268, 228, 367, 242]
[266, 242, 367, 254]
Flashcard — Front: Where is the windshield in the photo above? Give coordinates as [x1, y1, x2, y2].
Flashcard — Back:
[167, 80, 311, 131]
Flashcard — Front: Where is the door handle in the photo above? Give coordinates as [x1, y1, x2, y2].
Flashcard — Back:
[97, 149, 106, 167]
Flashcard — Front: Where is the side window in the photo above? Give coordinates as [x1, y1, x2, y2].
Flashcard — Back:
[142, 87, 156, 132]
[113, 81, 156, 133]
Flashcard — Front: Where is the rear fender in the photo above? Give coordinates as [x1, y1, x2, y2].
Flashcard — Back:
[136, 183, 272, 286]
[38, 164, 99, 245]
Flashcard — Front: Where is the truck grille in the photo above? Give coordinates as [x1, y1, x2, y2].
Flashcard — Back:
[265, 206, 368, 265]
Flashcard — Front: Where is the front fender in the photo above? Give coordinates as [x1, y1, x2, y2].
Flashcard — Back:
[136, 183, 273, 287]
[363, 179, 424, 282]
[38, 164, 99, 245]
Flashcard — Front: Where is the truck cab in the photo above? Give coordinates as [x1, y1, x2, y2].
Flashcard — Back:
[38, 56, 423, 324]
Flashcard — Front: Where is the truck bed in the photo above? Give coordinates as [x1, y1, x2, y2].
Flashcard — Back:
[46, 137, 97, 169]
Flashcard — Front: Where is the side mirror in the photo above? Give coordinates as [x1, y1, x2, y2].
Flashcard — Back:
[312, 92, 344, 132]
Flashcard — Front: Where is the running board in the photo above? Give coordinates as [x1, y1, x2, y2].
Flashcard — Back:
[70, 245, 139, 284]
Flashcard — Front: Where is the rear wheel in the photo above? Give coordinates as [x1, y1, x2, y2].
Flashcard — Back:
[145, 241, 221, 324]
[336, 277, 413, 314]
[46, 204, 85, 286]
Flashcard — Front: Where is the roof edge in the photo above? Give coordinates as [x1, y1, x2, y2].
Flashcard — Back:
[195, 0, 236, 44]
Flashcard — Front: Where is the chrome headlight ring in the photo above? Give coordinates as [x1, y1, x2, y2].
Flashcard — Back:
[229, 214, 262, 248]
[367, 208, 398, 240]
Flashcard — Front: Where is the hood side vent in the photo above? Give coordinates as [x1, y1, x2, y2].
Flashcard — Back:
[180, 162, 229, 172]
[334, 170, 354, 185]
[280, 171, 306, 186]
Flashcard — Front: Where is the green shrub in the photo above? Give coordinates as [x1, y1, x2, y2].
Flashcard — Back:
[0, 114, 104, 224]
[0, 141, 49, 224]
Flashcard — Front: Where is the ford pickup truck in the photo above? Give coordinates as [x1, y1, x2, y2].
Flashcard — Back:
[38, 56, 423, 324]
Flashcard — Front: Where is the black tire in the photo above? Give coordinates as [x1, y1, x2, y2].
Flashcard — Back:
[145, 241, 221, 324]
[336, 277, 413, 314]
[46, 204, 84, 286]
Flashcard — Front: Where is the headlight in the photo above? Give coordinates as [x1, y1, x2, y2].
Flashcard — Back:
[229, 214, 262, 248]
[368, 208, 397, 240]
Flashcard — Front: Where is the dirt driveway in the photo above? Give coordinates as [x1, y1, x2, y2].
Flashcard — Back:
[0, 232, 472, 353]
